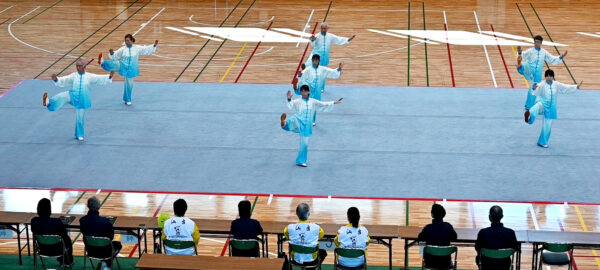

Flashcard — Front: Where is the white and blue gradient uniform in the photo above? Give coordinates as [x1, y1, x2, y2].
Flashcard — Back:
[306, 32, 350, 66]
[335, 225, 369, 267]
[48, 72, 112, 138]
[517, 47, 563, 108]
[527, 80, 578, 146]
[282, 97, 335, 164]
[297, 65, 340, 124]
[101, 44, 156, 103]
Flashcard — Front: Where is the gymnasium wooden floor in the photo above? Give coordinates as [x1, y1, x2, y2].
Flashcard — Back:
[0, 0, 598, 269]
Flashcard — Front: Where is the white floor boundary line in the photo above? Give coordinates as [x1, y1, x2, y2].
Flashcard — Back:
[0, 5, 14, 15]
[296, 9, 314, 48]
[189, 14, 274, 27]
[529, 204, 552, 270]
[473, 11, 497, 88]
[577, 32, 600, 38]
[133, 7, 165, 37]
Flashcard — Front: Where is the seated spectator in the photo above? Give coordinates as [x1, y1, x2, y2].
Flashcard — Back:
[230, 200, 263, 257]
[31, 198, 74, 267]
[334, 207, 369, 268]
[79, 196, 122, 270]
[162, 199, 200, 255]
[475, 205, 519, 270]
[282, 203, 327, 268]
[418, 203, 458, 269]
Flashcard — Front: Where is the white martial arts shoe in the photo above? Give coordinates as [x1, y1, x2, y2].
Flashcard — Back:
[312, 123, 316, 126]
[42, 92, 48, 107]
[125, 102, 132, 106]
[76, 137, 84, 141]
[537, 143, 548, 148]
[296, 163, 307, 167]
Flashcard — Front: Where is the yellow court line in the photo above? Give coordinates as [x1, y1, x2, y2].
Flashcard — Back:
[574, 205, 600, 269]
[220, 42, 248, 83]
[510, 46, 529, 88]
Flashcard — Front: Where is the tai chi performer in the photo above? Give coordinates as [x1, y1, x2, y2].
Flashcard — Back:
[517, 35, 567, 109]
[98, 34, 158, 105]
[43, 59, 114, 141]
[297, 54, 342, 126]
[281, 85, 342, 167]
[524, 69, 582, 148]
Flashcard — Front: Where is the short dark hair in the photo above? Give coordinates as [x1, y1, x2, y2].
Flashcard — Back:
[296, 203, 310, 221]
[489, 205, 503, 222]
[238, 200, 251, 219]
[312, 54, 320, 61]
[37, 198, 51, 218]
[544, 69, 555, 78]
[431, 204, 446, 220]
[347, 207, 360, 228]
[174, 199, 188, 217]
[300, 84, 310, 92]
[534, 35, 543, 42]
[87, 196, 101, 212]
[125, 34, 136, 43]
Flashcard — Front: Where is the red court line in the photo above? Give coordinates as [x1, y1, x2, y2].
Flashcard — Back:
[128, 194, 169, 257]
[490, 24, 514, 88]
[234, 20, 274, 83]
[291, 22, 319, 83]
[1, 186, 599, 205]
[443, 24, 456, 87]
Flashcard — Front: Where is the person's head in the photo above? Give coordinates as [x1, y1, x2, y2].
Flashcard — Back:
[347, 207, 360, 228]
[431, 203, 446, 220]
[75, 59, 86, 74]
[37, 198, 51, 218]
[173, 199, 188, 217]
[296, 203, 310, 221]
[311, 54, 320, 67]
[534, 35, 543, 49]
[489, 205, 503, 223]
[87, 196, 101, 212]
[238, 200, 252, 219]
[300, 85, 310, 99]
[320, 22, 329, 35]
[544, 69, 555, 82]
[125, 34, 136, 47]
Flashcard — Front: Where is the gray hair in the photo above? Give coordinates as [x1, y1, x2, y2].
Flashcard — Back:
[87, 196, 101, 212]
[296, 203, 310, 221]
[75, 58, 85, 65]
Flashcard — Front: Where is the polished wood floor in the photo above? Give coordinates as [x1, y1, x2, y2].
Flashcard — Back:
[0, 0, 599, 268]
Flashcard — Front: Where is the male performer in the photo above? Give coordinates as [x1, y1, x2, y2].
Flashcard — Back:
[297, 54, 342, 126]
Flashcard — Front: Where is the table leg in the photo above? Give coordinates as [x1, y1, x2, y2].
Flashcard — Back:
[388, 238, 393, 270]
[138, 229, 142, 258]
[16, 224, 22, 265]
[25, 224, 30, 256]
[404, 239, 409, 270]
[143, 229, 148, 254]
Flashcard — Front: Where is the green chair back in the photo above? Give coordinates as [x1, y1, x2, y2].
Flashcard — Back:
[84, 236, 111, 248]
[290, 243, 319, 255]
[481, 248, 514, 259]
[230, 239, 259, 250]
[35, 235, 62, 246]
[335, 248, 365, 258]
[544, 243, 572, 253]
[164, 239, 196, 250]
[424, 245, 457, 257]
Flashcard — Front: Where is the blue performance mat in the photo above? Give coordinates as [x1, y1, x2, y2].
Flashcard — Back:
[1, 80, 599, 203]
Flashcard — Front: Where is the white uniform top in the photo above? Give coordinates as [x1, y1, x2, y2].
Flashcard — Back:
[533, 80, 578, 119]
[522, 47, 562, 82]
[286, 222, 322, 264]
[163, 217, 196, 255]
[335, 225, 369, 267]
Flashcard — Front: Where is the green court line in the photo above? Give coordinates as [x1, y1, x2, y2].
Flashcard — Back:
[423, 2, 429, 87]
[530, 3, 577, 84]
[66, 191, 87, 214]
[323, 1, 333, 22]
[174, 0, 244, 82]
[34, 0, 140, 79]
[407, 2, 411, 86]
[22, 0, 64, 24]
[55, 0, 152, 76]
[250, 196, 258, 215]
[515, 3, 549, 70]
[193, 0, 257, 82]
[72, 192, 112, 243]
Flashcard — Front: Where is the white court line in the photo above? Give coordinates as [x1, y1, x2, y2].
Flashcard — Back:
[296, 9, 314, 47]
[443, 10, 448, 26]
[0, 5, 14, 15]
[473, 11, 497, 88]
[165, 26, 224, 41]
[133, 8, 165, 36]
[8, 7, 48, 53]
[577, 32, 600, 38]
[529, 205, 552, 270]
[189, 14, 274, 27]
[368, 29, 439, 45]
[267, 194, 273, 205]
